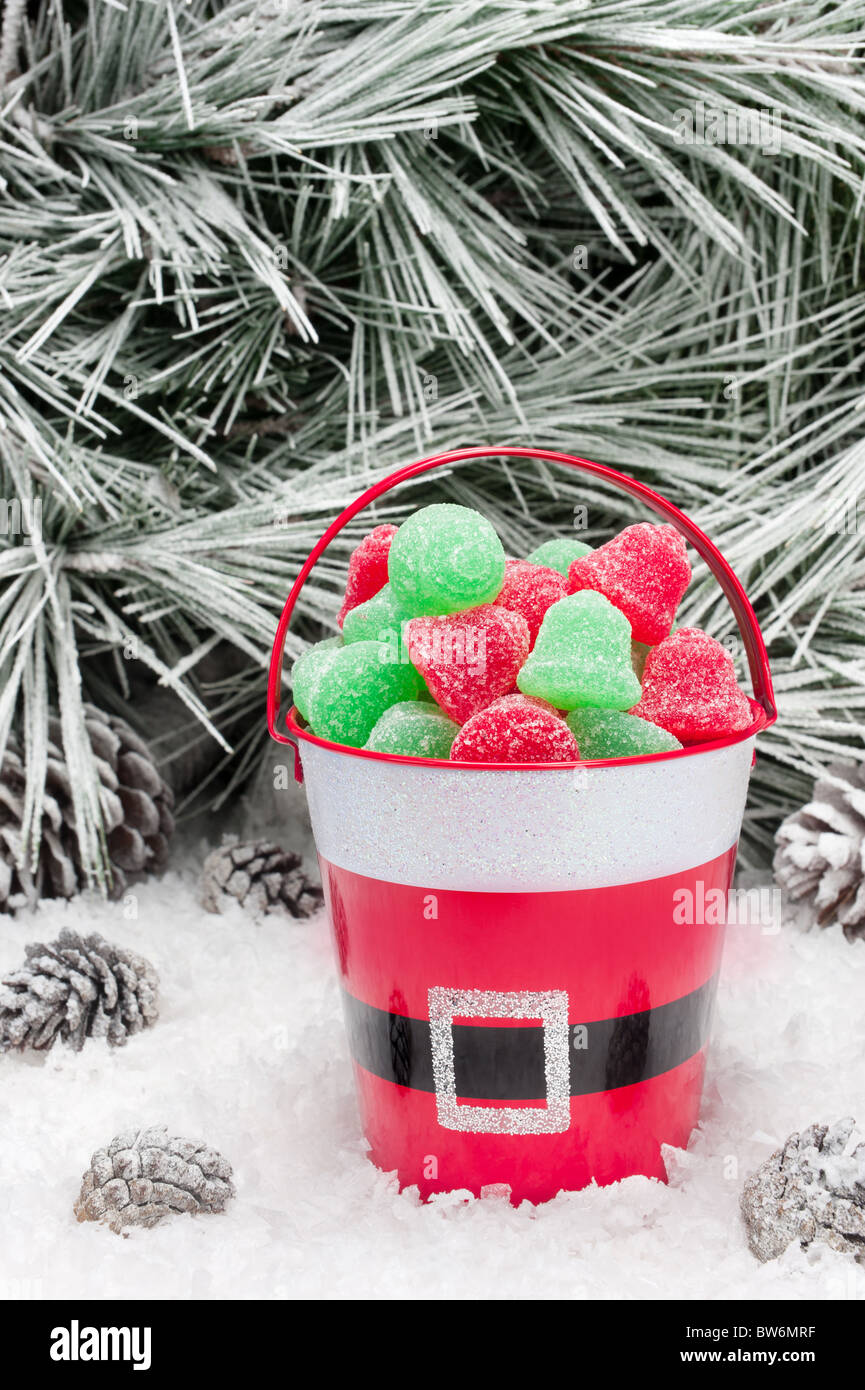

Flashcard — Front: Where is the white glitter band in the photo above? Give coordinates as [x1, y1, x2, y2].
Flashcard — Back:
[300, 738, 754, 891]
[428, 987, 571, 1135]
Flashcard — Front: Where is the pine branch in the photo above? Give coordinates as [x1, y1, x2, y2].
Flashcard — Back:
[0, 0, 27, 89]
[3, 0, 865, 881]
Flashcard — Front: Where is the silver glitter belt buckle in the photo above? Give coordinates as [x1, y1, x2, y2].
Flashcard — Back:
[428, 987, 571, 1135]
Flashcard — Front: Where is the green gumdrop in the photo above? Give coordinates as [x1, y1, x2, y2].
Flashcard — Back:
[306, 640, 423, 747]
[365, 701, 459, 759]
[525, 538, 593, 576]
[565, 708, 682, 758]
[290, 637, 342, 720]
[342, 583, 413, 645]
[517, 592, 642, 710]
[388, 503, 506, 616]
[342, 588, 436, 701]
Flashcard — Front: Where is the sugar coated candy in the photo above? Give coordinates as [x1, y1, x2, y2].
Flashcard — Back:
[290, 637, 342, 721]
[525, 537, 593, 576]
[289, 495, 753, 761]
[631, 627, 752, 743]
[407, 604, 530, 722]
[495, 559, 568, 646]
[342, 583, 412, 646]
[565, 708, 682, 759]
[337, 524, 397, 628]
[568, 523, 690, 645]
[306, 640, 423, 747]
[517, 592, 642, 711]
[388, 504, 506, 617]
[451, 694, 580, 764]
[365, 701, 458, 759]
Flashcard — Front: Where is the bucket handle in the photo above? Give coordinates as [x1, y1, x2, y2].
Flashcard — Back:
[267, 446, 777, 761]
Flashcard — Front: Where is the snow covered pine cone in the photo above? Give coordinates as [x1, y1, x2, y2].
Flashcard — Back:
[741, 1118, 865, 1262]
[0, 703, 175, 909]
[774, 760, 865, 941]
[0, 930, 158, 1052]
[75, 1126, 234, 1233]
[200, 839, 323, 918]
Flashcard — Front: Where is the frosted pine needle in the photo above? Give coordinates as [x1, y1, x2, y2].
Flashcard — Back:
[2, 0, 865, 880]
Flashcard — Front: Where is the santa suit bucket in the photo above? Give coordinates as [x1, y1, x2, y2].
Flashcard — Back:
[267, 447, 777, 1204]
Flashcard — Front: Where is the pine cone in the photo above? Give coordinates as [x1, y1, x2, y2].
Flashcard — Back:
[74, 1126, 235, 1233]
[741, 1118, 865, 1262]
[200, 838, 323, 918]
[0, 703, 175, 910]
[0, 929, 159, 1052]
[774, 760, 865, 940]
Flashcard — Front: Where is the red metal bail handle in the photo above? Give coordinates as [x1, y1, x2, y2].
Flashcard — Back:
[267, 446, 777, 749]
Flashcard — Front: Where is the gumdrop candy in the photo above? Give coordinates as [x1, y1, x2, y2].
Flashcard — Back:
[388, 504, 505, 616]
[525, 537, 593, 576]
[342, 583, 412, 645]
[290, 637, 342, 721]
[337, 524, 397, 627]
[565, 708, 681, 759]
[306, 640, 423, 747]
[567, 523, 690, 645]
[407, 604, 530, 722]
[365, 701, 458, 759]
[517, 592, 642, 710]
[495, 559, 568, 646]
[451, 694, 580, 764]
[631, 627, 752, 743]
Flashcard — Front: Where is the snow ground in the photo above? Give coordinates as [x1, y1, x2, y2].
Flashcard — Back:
[1, 865, 864, 1302]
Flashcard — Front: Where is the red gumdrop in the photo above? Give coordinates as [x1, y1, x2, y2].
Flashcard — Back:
[495, 559, 568, 646]
[407, 605, 530, 723]
[337, 524, 398, 628]
[568, 523, 690, 645]
[630, 627, 753, 743]
[451, 694, 580, 764]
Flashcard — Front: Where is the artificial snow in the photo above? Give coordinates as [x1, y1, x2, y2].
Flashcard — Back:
[1, 866, 864, 1301]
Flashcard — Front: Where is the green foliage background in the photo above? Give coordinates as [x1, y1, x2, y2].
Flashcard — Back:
[2, 0, 865, 882]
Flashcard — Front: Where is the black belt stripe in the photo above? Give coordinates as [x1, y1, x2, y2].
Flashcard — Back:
[342, 975, 718, 1100]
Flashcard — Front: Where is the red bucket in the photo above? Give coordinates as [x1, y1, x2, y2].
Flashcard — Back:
[267, 447, 776, 1204]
